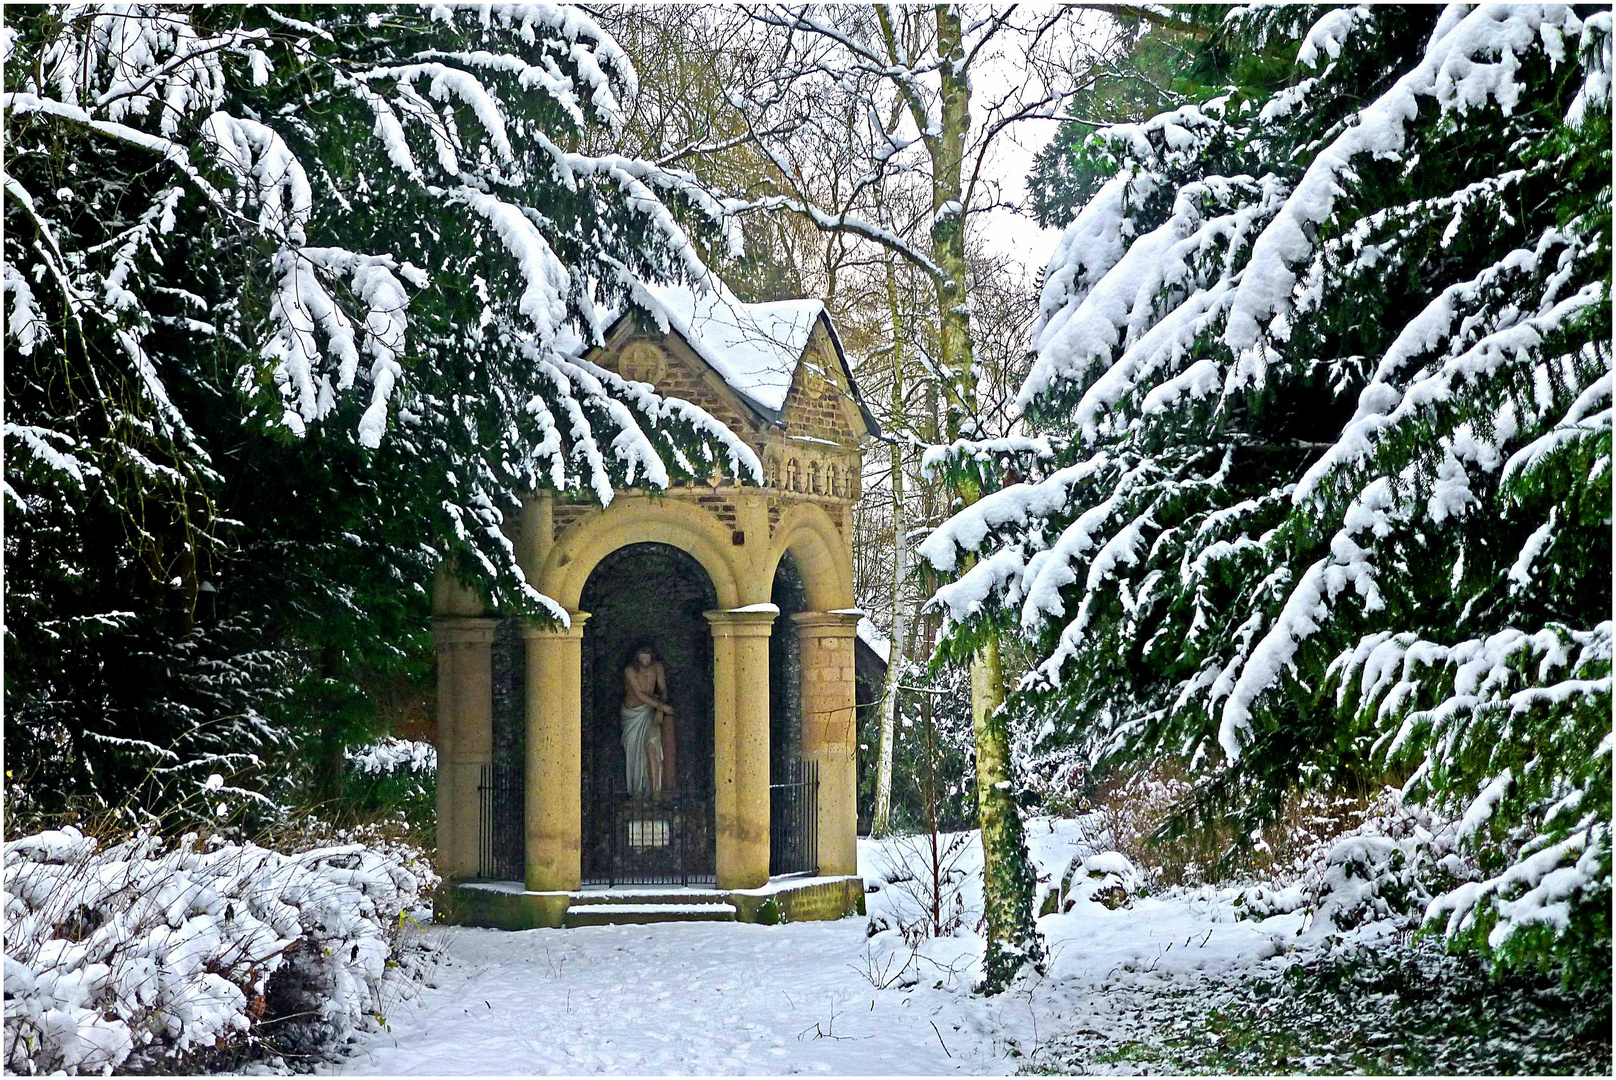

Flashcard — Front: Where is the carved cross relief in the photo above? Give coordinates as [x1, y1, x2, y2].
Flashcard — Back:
[618, 342, 668, 385]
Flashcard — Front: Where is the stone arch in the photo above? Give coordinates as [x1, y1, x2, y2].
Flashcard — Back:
[536, 496, 745, 613]
[808, 459, 822, 495]
[767, 502, 855, 612]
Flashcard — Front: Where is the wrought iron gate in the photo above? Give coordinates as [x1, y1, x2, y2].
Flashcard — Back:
[477, 764, 524, 880]
[584, 780, 715, 887]
[769, 759, 818, 876]
[482, 761, 818, 884]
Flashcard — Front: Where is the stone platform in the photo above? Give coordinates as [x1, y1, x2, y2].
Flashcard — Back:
[439, 875, 866, 930]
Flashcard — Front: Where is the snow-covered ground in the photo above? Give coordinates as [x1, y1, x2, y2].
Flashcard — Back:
[337, 822, 1312, 1076]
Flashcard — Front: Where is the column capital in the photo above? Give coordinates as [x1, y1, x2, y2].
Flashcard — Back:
[433, 616, 499, 647]
[520, 610, 590, 640]
[791, 610, 862, 635]
[704, 606, 778, 637]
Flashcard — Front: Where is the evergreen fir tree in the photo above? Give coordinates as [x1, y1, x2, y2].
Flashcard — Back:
[922, 4, 1611, 984]
[3, 4, 759, 821]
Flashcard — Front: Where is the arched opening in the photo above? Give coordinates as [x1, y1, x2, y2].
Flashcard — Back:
[483, 617, 527, 881]
[769, 552, 807, 784]
[579, 542, 717, 884]
[771, 504, 857, 613]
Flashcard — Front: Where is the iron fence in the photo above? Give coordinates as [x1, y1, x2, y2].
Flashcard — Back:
[584, 780, 714, 887]
[481, 761, 818, 884]
[477, 764, 524, 881]
[770, 758, 818, 876]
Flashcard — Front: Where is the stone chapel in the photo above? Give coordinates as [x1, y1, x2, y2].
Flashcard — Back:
[432, 281, 876, 928]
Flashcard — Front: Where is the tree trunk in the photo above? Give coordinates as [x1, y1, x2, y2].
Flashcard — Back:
[969, 633, 1041, 992]
[922, 680, 942, 933]
[872, 258, 908, 839]
[872, 452, 906, 837]
[930, 5, 973, 445]
[930, 3, 1041, 994]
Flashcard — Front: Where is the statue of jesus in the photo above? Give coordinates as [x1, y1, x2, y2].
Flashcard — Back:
[621, 643, 675, 797]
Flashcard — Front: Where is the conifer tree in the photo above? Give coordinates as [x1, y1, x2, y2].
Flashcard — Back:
[3, 4, 759, 818]
[922, 4, 1611, 984]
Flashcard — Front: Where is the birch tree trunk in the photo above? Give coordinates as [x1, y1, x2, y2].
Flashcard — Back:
[871, 258, 908, 839]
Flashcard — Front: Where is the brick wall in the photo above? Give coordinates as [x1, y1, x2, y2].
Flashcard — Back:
[549, 490, 741, 545]
[799, 627, 856, 753]
[600, 334, 757, 439]
[780, 341, 861, 445]
[551, 502, 594, 538]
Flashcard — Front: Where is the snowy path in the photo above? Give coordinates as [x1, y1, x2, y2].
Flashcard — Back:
[339, 919, 1005, 1075]
[337, 827, 1308, 1075]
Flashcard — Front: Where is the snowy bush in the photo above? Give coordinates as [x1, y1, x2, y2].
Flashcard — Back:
[1312, 836, 1432, 931]
[1234, 788, 1477, 940]
[3, 827, 433, 1074]
[1049, 850, 1146, 913]
[345, 738, 435, 780]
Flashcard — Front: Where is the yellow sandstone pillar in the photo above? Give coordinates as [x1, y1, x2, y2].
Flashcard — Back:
[793, 611, 862, 877]
[523, 612, 589, 892]
[433, 617, 499, 880]
[706, 607, 776, 889]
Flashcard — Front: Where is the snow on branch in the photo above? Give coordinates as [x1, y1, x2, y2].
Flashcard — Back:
[732, 194, 945, 279]
[1224, 4, 1593, 384]
[918, 454, 1111, 577]
[8, 4, 755, 475]
[4, 424, 101, 493]
[568, 354, 765, 485]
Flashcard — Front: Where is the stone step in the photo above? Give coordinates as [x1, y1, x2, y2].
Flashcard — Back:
[565, 902, 737, 927]
[569, 891, 727, 906]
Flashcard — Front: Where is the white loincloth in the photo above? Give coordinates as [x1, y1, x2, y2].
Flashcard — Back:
[621, 704, 663, 797]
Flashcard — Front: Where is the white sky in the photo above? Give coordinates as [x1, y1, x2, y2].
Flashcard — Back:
[973, 114, 1066, 278]
[964, 13, 1115, 281]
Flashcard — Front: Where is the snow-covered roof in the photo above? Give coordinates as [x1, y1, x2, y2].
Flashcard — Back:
[856, 616, 891, 665]
[632, 280, 825, 415]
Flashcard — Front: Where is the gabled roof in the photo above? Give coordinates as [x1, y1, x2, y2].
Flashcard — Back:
[637, 282, 818, 414]
[607, 277, 880, 436]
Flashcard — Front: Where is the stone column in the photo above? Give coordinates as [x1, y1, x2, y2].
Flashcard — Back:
[705, 607, 776, 889]
[434, 617, 499, 880]
[793, 611, 862, 877]
[523, 612, 589, 892]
